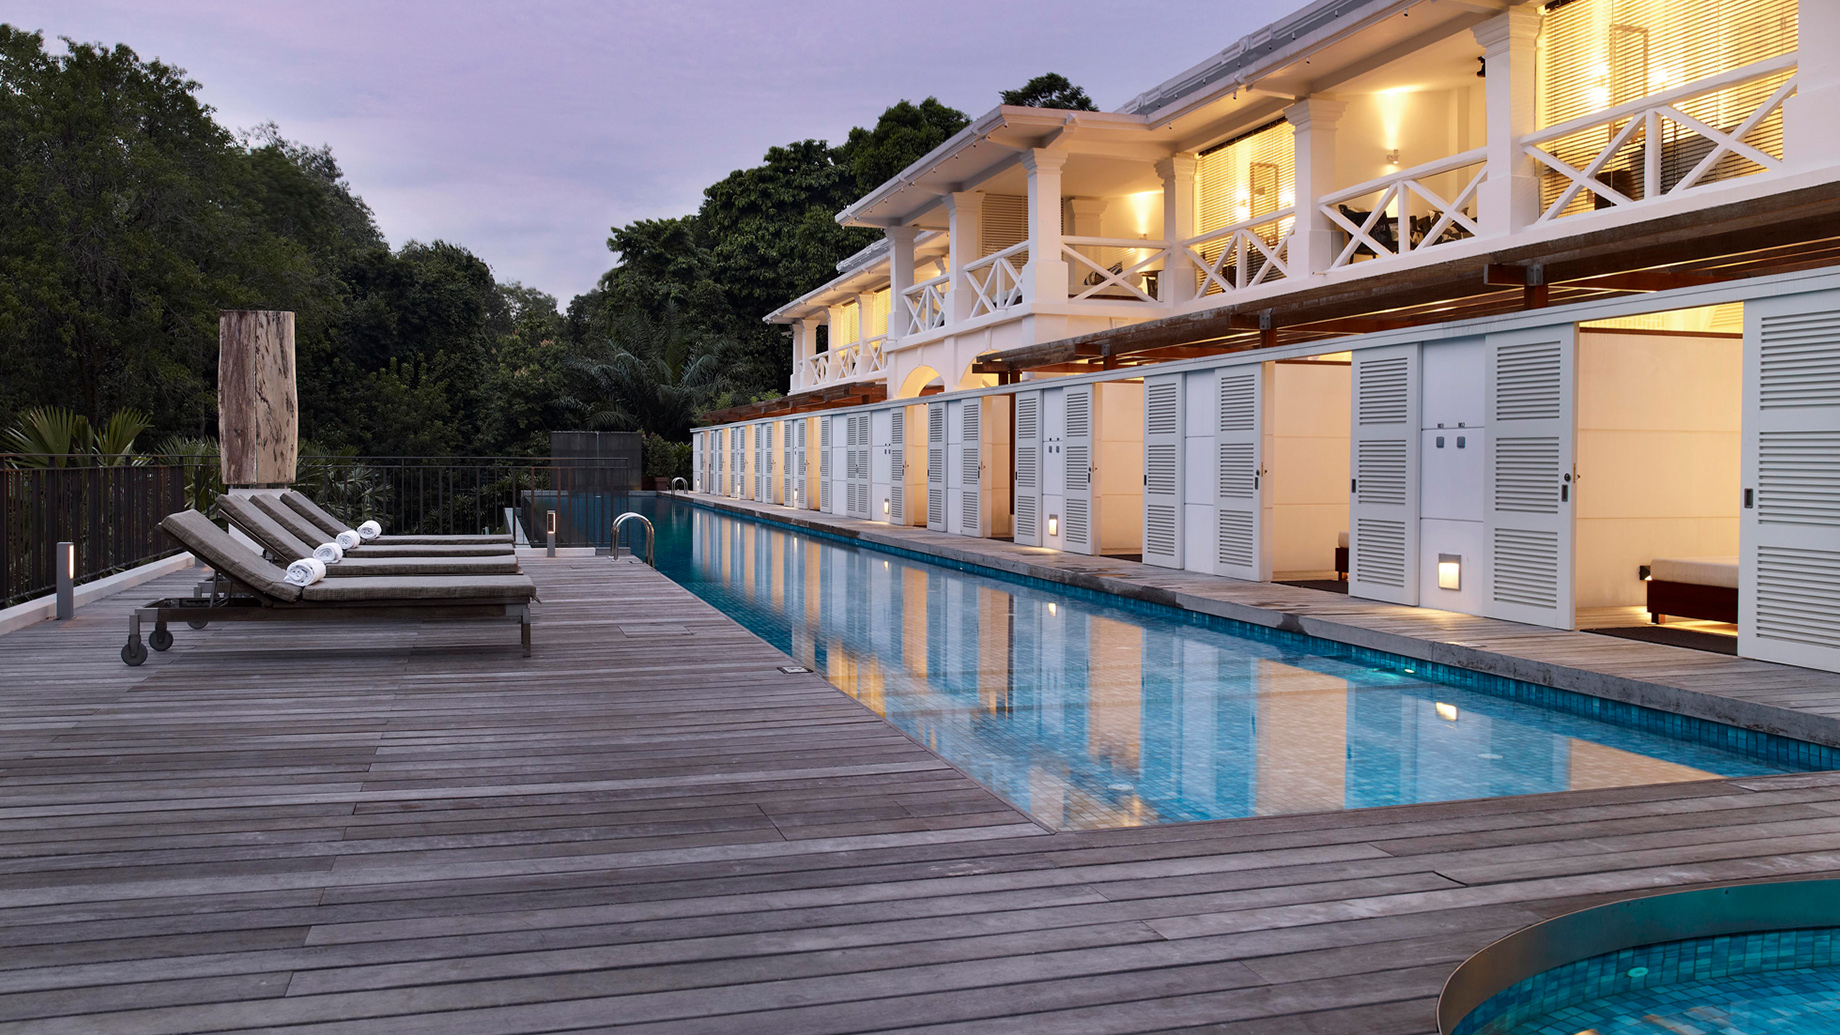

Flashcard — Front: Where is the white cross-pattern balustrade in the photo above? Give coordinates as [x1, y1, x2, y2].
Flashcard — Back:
[1178, 211, 1295, 296]
[1063, 237, 1170, 304]
[1322, 148, 1487, 270]
[798, 334, 888, 389]
[1522, 53, 1798, 224]
[902, 273, 950, 334]
[963, 242, 1029, 318]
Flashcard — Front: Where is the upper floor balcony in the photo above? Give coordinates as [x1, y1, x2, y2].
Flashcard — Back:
[767, 0, 1829, 397]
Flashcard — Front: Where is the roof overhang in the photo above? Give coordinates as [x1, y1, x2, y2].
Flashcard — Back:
[702, 381, 890, 424]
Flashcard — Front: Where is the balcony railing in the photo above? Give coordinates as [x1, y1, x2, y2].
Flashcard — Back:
[1322, 148, 1487, 270]
[1064, 237, 1169, 304]
[1179, 211, 1294, 296]
[902, 273, 949, 333]
[799, 335, 887, 387]
[1523, 53, 1797, 224]
[964, 241, 1029, 318]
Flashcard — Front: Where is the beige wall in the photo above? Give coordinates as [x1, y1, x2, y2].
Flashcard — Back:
[1269, 362, 1352, 575]
[1098, 381, 1145, 553]
[1575, 330, 1741, 609]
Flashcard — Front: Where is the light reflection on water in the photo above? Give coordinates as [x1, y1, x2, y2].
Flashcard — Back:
[633, 498, 1798, 829]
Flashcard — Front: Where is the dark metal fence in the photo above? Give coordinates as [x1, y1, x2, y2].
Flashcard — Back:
[0, 457, 213, 608]
[292, 456, 631, 550]
[1, 454, 631, 608]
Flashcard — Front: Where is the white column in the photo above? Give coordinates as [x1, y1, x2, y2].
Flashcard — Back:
[858, 291, 879, 339]
[1285, 97, 1349, 276]
[1022, 150, 1069, 304]
[886, 225, 919, 339]
[1473, 5, 1541, 235]
[826, 303, 851, 348]
[1786, 0, 1840, 169]
[946, 191, 984, 323]
[1157, 153, 1197, 304]
[790, 320, 811, 391]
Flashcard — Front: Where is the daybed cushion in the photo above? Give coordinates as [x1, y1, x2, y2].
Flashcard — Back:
[216, 495, 318, 559]
[159, 510, 301, 603]
[319, 555, 520, 577]
[1650, 556, 1739, 589]
[283, 492, 513, 545]
[297, 573, 535, 603]
[252, 496, 510, 556]
[1337, 530, 1349, 549]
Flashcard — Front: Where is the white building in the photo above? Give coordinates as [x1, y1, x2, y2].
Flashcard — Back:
[697, 0, 1840, 675]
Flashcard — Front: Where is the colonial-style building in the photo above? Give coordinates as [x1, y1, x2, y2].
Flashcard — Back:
[695, 0, 1840, 675]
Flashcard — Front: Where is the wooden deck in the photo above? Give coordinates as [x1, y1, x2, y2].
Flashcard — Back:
[691, 493, 1840, 750]
[5, 553, 1840, 1034]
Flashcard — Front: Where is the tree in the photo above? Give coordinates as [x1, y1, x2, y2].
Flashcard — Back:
[1000, 73, 1098, 112]
[563, 307, 735, 442]
[840, 98, 970, 194]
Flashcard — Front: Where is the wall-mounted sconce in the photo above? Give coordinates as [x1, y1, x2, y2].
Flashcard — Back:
[882, 499, 889, 516]
[1639, 564, 1652, 582]
[55, 541, 74, 619]
[1436, 702, 1459, 722]
[1437, 553, 1461, 591]
[1048, 602, 1058, 617]
[1385, 148, 1401, 165]
[1047, 514, 1059, 537]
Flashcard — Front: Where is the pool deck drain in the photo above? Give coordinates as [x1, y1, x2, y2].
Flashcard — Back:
[6, 553, 1840, 1033]
[687, 492, 1840, 751]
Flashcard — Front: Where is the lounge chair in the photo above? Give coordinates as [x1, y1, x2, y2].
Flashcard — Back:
[248, 495, 512, 557]
[122, 510, 534, 665]
[282, 491, 513, 546]
[1647, 556, 1738, 625]
[214, 495, 521, 576]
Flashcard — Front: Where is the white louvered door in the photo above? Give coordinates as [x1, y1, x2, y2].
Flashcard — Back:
[926, 401, 946, 531]
[1349, 345, 1421, 604]
[1484, 327, 1575, 629]
[1063, 385, 1096, 555]
[781, 420, 795, 504]
[1214, 365, 1268, 580]
[1741, 291, 1840, 670]
[888, 408, 906, 524]
[730, 428, 742, 497]
[765, 424, 778, 504]
[1014, 391, 1042, 546]
[1142, 375, 1184, 568]
[818, 417, 832, 512]
[960, 399, 985, 536]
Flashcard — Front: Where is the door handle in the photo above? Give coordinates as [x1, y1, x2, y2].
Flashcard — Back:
[1744, 488, 1754, 509]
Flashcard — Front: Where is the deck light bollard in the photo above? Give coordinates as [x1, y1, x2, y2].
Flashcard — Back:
[55, 542, 75, 619]
[546, 510, 557, 558]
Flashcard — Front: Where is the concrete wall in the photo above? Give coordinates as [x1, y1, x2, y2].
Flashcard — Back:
[1574, 330, 1741, 609]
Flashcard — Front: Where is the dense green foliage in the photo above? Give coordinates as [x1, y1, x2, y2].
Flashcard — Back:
[1001, 73, 1098, 112]
[0, 23, 1095, 451]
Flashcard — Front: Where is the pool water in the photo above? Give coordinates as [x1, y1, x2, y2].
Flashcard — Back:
[632, 498, 1817, 829]
[1458, 928, 1840, 1035]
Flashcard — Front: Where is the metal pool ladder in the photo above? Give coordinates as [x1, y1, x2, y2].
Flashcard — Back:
[613, 512, 655, 567]
[670, 477, 687, 494]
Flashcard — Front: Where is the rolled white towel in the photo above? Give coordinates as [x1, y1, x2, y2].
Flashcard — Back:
[313, 542, 344, 564]
[284, 557, 326, 587]
[335, 529, 361, 551]
[358, 520, 382, 540]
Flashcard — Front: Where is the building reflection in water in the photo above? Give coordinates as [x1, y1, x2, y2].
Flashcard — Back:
[673, 506, 1766, 830]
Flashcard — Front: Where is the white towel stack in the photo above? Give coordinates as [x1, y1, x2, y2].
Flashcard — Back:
[313, 542, 344, 564]
[335, 529, 361, 551]
[358, 520, 382, 540]
[285, 557, 327, 586]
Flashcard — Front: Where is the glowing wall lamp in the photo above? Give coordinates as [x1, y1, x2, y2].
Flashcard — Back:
[1047, 514, 1059, 537]
[1437, 553, 1461, 591]
[1435, 702, 1459, 722]
[1048, 602, 1058, 617]
[55, 541, 74, 619]
[882, 499, 889, 516]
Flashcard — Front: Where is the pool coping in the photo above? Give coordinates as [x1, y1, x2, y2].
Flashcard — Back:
[679, 493, 1840, 754]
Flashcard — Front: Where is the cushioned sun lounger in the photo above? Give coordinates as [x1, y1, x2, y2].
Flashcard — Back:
[215, 496, 521, 577]
[120, 510, 535, 665]
[1646, 556, 1738, 625]
[248, 495, 512, 557]
[283, 491, 514, 546]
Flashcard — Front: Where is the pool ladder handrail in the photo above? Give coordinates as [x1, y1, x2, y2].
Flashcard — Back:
[613, 512, 655, 567]
[670, 476, 687, 494]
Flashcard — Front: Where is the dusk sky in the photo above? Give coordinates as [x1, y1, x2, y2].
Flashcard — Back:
[15, 0, 1302, 305]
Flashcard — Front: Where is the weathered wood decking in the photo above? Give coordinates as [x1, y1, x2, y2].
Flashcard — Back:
[4, 553, 1840, 1034]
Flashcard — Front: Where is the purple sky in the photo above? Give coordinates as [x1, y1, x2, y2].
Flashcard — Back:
[16, 0, 1302, 304]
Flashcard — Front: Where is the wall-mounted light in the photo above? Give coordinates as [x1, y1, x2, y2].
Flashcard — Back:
[55, 541, 74, 620]
[1436, 702, 1459, 722]
[1639, 564, 1652, 582]
[1384, 148, 1401, 165]
[1048, 602, 1058, 617]
[1047, 514, 1059, 537]
[882, 499, 889, 516]
[1437, 553, 1461, 591]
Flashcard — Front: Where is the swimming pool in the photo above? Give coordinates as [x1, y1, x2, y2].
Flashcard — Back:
[631, 497, 1823, 829]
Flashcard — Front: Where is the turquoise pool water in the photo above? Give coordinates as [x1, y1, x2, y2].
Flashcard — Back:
[1458, 928, 1840, 1034]
[632, 498, 1820, 829]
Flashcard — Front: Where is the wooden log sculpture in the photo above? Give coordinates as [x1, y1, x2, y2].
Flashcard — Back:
[218, 310, 298, 488]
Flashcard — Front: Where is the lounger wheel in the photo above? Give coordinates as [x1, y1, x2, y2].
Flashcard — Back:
[121, 640, 147, 666]
[186, 617, 209, 630]
[148, 628, 173, 652]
